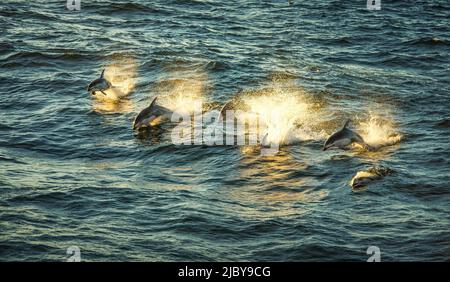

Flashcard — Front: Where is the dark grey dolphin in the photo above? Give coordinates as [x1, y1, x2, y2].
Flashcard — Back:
[87, 69, 112, 96]
[323, 119, 372, 151]
[133, 97, 173, 130]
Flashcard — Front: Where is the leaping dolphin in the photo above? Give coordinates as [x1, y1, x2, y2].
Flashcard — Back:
[87, 69, 112, 96]
[323, 119, 372, 151]
[133, 97, 173, 130]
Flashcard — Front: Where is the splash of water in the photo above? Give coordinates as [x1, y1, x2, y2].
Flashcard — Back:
[239, 83, 325, 146]
[243, 94, 305, 145]
[358, 113, 402, 149]
[151, 70, 209, 145]
[155, 73, 208, 115]
[94, 55, 138, 102]
[92, 99, 134, 114]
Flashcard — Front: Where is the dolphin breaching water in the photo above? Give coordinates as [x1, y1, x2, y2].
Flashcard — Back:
[323, 119, 372, 151]
[349, 166, 393, 190]
[133, 97, 173, 130]
[87, 69, 112, 96]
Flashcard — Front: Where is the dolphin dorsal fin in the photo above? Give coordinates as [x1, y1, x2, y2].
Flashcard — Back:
[149, 97, 158, 109]
[342, 119, 350, 130]
[100, 69, 105, 78]
[217, 100, 231, 122]
[262, 132, 269, 146]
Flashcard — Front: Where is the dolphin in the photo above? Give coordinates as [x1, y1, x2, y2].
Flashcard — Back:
[349, 166, 393, 190]
[87, 69, 112, 96]
[323, 119, 372, 151]
[133, 97, 173, 130]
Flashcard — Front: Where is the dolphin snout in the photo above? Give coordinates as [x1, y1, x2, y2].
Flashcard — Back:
[87, 82, 94, 91]
[132, 121, 139, 130]
[351, 179, 369, 190]
[87, 85, 95, 95]
[133, 123, 150, 131]
[133, 120, 145, 131]
[87, 86, 96, 94]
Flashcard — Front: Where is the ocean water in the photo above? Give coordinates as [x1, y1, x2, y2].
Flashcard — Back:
[0, 0, 449, 261]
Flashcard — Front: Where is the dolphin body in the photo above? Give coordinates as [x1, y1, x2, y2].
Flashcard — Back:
[87, 69, 112, 96]
[349, 166, 393, 190]
[133, 97, 173, 130]
[323, 119, 372, 151]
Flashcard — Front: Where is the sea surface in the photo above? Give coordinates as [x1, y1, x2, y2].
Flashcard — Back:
[0, 0, 449, 261]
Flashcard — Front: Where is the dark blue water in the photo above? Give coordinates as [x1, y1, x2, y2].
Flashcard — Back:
[0, 0, 449, 261]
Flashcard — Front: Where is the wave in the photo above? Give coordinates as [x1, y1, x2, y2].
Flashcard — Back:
[112, 2, 158, 12]
[0, 43, 15, 54]
[2, 51, 98, 64]
[358, 113, 402, 149]
[0, 156, 26, 165]
[0, 5, 60, 21]
[214, 79, 328, 147]
[380, 53, 447, 67]
[203, 60, 229, 72]
[434, 119, 450, 128]
[0, 123, 14, 131]
[404, 37, 450, 47]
